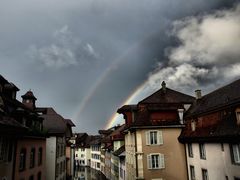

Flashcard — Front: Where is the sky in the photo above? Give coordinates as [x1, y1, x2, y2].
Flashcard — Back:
[0, 0, 240, 134]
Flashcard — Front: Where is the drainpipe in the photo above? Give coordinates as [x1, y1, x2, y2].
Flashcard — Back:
[12, 139, 17, 180]
[134, 131, 138, 178]
[183, 143, 190, 180]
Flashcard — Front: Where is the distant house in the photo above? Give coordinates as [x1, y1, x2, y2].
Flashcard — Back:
[100, 129, 113, 180]
[110, 125, 125, 180]
[90, 135, 102, 171]
[36, 107, 74, 180]
[74, 133, 89, 166]
[118, 81, 195, 180]
[179, 79, 240, 180]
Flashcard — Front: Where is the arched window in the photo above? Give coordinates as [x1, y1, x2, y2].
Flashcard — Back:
[19, 148, 26, 171]
[38, 147, 43, 165]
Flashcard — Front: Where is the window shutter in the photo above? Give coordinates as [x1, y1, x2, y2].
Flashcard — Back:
[159, 154, 165, 169]
[157, 131, 163, 145]
[147, 154, 152, 169]
[146, 131, 150, 145]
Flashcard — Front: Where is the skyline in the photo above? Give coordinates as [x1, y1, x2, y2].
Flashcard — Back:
[1, 0, 240, 133]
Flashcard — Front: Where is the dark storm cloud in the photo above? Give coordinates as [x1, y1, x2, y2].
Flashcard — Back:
[0, 0, 238, 133]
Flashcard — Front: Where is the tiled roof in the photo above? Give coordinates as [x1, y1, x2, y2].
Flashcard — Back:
[179, 113, 240, 143]
[139, 87, 195, 104]
[89, 135, 101, 145]
[180, 79, 240, 143]
[186, 79, 240, 117]
[65, 119, 75, 127]
[38, 107, 68, 135]
[117, 105, 137, 113]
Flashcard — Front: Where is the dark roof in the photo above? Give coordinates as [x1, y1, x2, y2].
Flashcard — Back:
[113, 145, 125, 156]
[110, 124, 125, 141]
[139, 87, 195, 104]
[0, 116, 27, 134]
[89, 135, 101, 145]
[21, 90, 37, 100]
[179, 113, 240, 143]
[117, 105, 137, 113]
[65, 119, 75, 127]
[186, 79, 240, 117]
[38, 108, 68, 135]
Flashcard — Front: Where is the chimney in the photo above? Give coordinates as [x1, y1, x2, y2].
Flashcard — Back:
[195, 90, 202, 99]
[161, 81, 166, 93]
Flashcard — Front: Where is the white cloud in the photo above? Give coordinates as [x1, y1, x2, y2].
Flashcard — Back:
[28, 25, 99, 69]
[146, 3, 240, 94]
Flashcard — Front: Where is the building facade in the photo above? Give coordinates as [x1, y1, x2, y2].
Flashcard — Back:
[118, 82, 194, 180]
[179, 80, 240, 180]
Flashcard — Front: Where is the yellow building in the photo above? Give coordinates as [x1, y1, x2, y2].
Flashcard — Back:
[118, 82, 194, 180]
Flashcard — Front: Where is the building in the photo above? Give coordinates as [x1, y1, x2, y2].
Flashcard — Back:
[118, 81, 195, 180]
[179, 79, 240, 180]
[110, 125, 125, 180]
[0, 76, 27, 180]
[90, 136, 101, 171]
[0, 76, 46, 180]
[36, 107, 74, 180]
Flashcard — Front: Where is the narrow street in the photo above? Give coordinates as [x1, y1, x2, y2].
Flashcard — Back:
[74, 166, 107, 180]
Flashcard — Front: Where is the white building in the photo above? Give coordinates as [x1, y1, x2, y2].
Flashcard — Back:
[179, 80, 240, 180]
[90, 136, 101, 171]
[37, 107, 74, 180]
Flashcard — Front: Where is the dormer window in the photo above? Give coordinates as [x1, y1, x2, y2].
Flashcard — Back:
[235, 109, 240, 125]
[191, 120, 196, 131]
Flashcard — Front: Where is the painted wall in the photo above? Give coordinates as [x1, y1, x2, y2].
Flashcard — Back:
[56, 136, 66, 180]
[90, 145, 101, 171]
[187, 143, 240, 180]
[15, 138, 46, 180]
[0, 138, 14, 180]
[46, 136, 56, 180]
[141, 128, 188, 180]
[125, 131, 136, 180]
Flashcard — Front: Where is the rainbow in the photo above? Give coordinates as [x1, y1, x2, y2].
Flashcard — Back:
[72, 42, 142, 123]
[104, 81, 147, 129]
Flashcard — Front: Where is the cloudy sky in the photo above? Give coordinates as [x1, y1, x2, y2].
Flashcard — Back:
[0, 0, 240, 134]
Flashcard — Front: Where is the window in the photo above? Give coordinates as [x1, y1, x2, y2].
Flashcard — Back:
[190, 166, 195, 180]
[38, 148, 42, 166]
[29, 175, 34, 180]
[202, 169, 208, 180]
[19, 148, 27, 171]
[231, 144, 240, 164]
[97, 162, 100, 168]
[37, 172, 41, 180]
[146, 130, 163, 145]
[0, 137, 12, 162]
[188, 143, 193, 157]
[30, 148, 35, 168]
[199, 143, 206, 159]
[147, 153, 164, 169]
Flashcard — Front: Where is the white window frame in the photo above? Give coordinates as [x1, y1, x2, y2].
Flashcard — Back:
[147, 153, 165, 169]
[146, 130, 163, 145]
